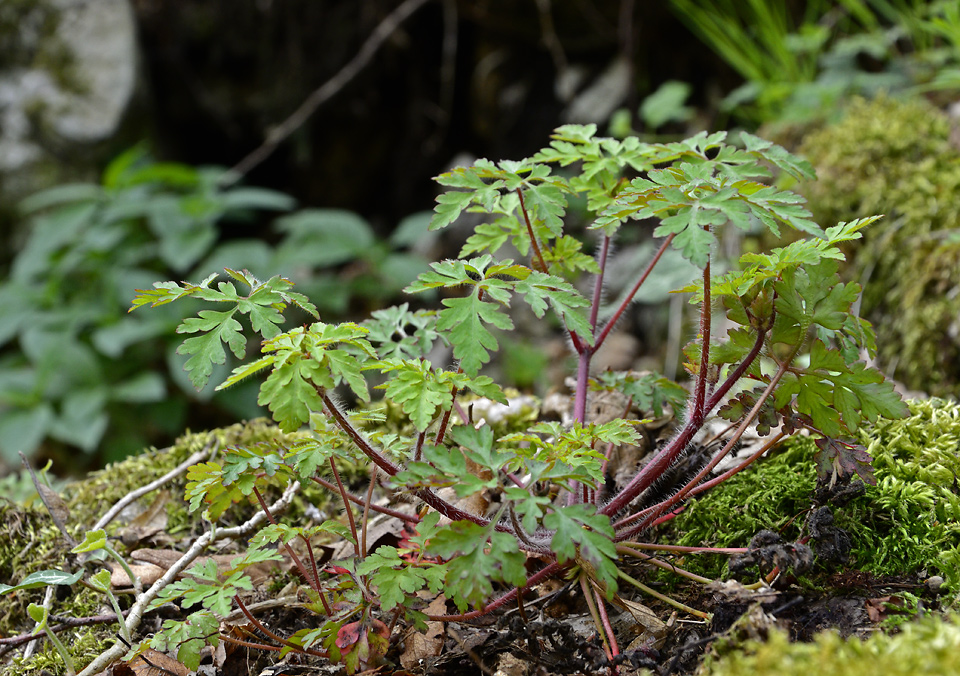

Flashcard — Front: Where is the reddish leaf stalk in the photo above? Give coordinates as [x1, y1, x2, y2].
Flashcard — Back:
[594, 233, 675, 351]
[220, 634, 284, 652]
[434, 387, 457, 446]
[692, 251, 711, 422]
[516, 187, 549, 274]
[413, 430, 426, 462]
[616, 545, 715, 584]
[594, 586, 620, 663]
[619, 358, 795, 539]
[330, 458, 361, 559]
[252, 486, 323, 594]
[684, 430, 787, 500]
[361, 465, 379, 557]
[600, 325, 768, 518]
[235, 596, 328, 657]
[320, 390, 551, 549]
[427, 561, 564, 621]
[311, 476, 419, 523]
[590, 235, 611, 332]
[620, 542, 749, 555]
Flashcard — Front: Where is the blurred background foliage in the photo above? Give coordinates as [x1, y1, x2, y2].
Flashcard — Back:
[2, 0, 959, 474]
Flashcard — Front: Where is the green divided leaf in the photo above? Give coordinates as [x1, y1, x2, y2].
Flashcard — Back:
[177, 310, 244, 390]
[132, 270, 318, 390]
[428, 521, 527, 612]
[357, 546, 446, 613]
[150, 611, 220, 671]
[513, 271, 593, 342]
[438, 294, 513, 377]
[543, 504, 619, 596]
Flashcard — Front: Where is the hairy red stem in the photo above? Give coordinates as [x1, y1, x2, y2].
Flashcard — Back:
[600, 325, 768, 518]
[426, 562, 563, 621]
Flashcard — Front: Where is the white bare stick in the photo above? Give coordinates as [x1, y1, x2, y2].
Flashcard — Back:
[77, 480, 300, 676]
[227, 0, 433, 180]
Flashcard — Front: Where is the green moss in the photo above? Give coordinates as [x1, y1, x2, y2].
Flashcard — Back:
[63, 418, 303, 531]
[799, 95, 960, 396]
[660, 399, 960, 588]
[0, 419, 309, 674]
[697, 613, 960, 676]
[8, 628, 107, 676]
[661, 439, 817, 580]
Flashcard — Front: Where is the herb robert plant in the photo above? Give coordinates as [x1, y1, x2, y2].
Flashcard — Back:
[129, 125, 908, 672]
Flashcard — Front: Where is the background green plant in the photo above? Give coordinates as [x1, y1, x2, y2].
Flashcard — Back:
[0, 148, 432, 468]
[799, 95, 960, 397]
[668, 0, 960, 125]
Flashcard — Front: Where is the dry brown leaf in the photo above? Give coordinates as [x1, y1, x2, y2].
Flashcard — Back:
[399, 595, 447, 669]
[119, 648, 190, 676]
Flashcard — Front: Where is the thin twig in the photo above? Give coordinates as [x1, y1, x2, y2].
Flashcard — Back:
[94, 444, 214, 531]
[227, 0, 434, 180]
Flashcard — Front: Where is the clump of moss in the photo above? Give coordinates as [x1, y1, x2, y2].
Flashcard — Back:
[1, 419, 310, 674]
[9, 628, 106, 676]
[798, 95, 960, 396]
[63, 417, 305, 532]
[696, 613, 960, 676]
[661, 399, 960, 588]
[660, 440, 817, 580]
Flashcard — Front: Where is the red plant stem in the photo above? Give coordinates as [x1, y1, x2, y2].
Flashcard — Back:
[600, 325, 768, 518]
[594, 587, 620, 662]
[685, 430, 787, 499]
[594, 233, 675, 352]
[320, 390, 550, 550]
[435, 387, 457, 446]
[252, 486, 322, 593]
[220, 634, 284, 652]
[311, 476, 419, 523]
[361, 466, 379, 557]
[616, 546, 716, 584]
[235, 596, 328, 657]
[427, 561, 563, 621]
[414, 430, 426, 462]
[620, 542, 748, 555]
[516, 187, 548, 274]
[590, 235, 611, 332]
[330, 458, 361, 559]
[619, 359, 794, 539]
[572, 342, 592, 424]
[303, 538, 322, 598]
[320, 390, 401, 477]
[692, 251, 711, 422]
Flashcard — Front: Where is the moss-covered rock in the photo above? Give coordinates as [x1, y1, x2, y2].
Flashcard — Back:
[696, 613, 960, 676]
[662, 399, 960, 590]
[798, 95, 960, 396]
